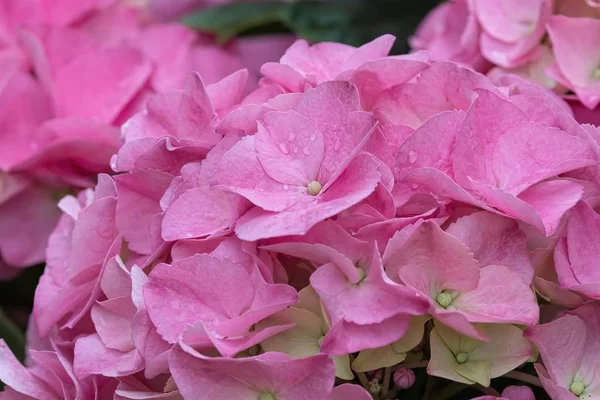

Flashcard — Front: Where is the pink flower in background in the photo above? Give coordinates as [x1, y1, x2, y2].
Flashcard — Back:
[409, 0, 490, 71]
[413, 0, 600, 118]
[0, 0, 289, 274]
[546, 15, 600, 109]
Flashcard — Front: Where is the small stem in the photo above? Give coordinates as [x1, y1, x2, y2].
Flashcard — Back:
[382, 367, 392, 398]
[399, 360, 429, 369]
[431, 382, 468, 400]
[357, 371, 370, 389]
[474, 384, 500, 397]
[422, 375, 439, 400]
[504, 371, 543, 388]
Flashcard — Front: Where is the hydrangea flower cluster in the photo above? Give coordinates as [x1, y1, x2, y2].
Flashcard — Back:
[0, 0, 291, 278]
[411, 0, 600, 125]
[1, 34, 600, 399]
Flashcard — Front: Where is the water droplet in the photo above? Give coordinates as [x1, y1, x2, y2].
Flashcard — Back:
[302, 146, 311, 155]
[283, 184, 289, 190]
[293, 147, 299, 154]
[411, 183, 420, 190]
[408, 151, 417, 164]
[278, 143, 289, 154]
[288, 131, 296, 142]
[309, 134, 316, 141]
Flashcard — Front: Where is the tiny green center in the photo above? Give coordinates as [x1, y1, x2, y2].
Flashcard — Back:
[570, 381, 586, 397]
[307, 181, 322, 196]
[317, 336, 324, 347]
[258, 392, 276, 400]
[593, 68, 600, 80]
[455, 352, 468, 364]
[436, 292, 453, 308]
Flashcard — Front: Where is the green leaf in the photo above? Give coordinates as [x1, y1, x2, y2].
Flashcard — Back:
[0, 308, 25, 363]
[182, 2, 292, 43]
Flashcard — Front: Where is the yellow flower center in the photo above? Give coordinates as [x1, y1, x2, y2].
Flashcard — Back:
[436, 292, 453, 308]
[455, 352, 468, 364]
[307, 181, 322, 196]
[570, 381, 586, 397]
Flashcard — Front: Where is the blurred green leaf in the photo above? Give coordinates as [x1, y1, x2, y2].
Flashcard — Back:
[0, 308, 25, 363]
[182, 2, 291, 43]
[182, 0, 444, 53]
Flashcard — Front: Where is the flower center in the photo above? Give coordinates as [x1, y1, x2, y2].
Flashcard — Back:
[594, 68, 600, 80]
[247, 345, 259, 356]
[369, 379, 382, 395]
[317, 336, 324, 347]
[570, 381, 586, 397]
[455, 352, 468, 364]
[258, 392, 276, 400]
[436, 291, 453, 308]
[307, 181, 322, 196]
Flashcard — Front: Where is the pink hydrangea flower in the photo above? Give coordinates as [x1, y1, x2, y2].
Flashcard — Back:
[385, 221, 538, 340]
[212, 81, 381, 240]
[2, 32, 600, 400]
[525, 304, 600, 400]
[413, 0, 600, 118]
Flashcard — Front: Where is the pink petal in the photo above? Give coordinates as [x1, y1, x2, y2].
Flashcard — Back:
[74, 334, 143, 379]
[170, 344, 335, 399]
[547, 16, 600, 108]
[255, 110, 324, 185]
[389, 221, 480, 293]
[453, 89, 531, 190]
[213, 135, 306, 212]
[446, 211, 534, 283]
[452, 265, 539, 325]
[54, 47, 151, 123]
[235, 153, 380, 240]
[492, 123, 596, 195]
[294, 81, 377, 183]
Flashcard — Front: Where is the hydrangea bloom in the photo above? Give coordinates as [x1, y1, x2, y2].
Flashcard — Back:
[412, 0, 600, 121]
[1, 33, 600, 399]
[0, 0, 288, 276]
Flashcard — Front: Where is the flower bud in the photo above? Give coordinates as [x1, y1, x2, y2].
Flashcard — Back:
[393, 368, 415, 390]
[501, 385, 535, 400]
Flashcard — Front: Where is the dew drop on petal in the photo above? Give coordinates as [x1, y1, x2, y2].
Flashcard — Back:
[309, 134, 316, 141]
[408, 151, 417, 164]
[283, 184, 289, 190]
[293, 147, 299, 154]
[278, 143, 289, 154]
[411, 183, 420, 190]
[288, 131, 296, 142]
[302, 146, 310, 155]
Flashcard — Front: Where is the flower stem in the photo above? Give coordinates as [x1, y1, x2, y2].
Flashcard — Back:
[381, 367, 392, 398]
[431, 383, 468, 400]
[504, 371, 543, 388]
[356, 370, 370, 388]
[474, 384, 500, 397]
[399, 360, 429, 369]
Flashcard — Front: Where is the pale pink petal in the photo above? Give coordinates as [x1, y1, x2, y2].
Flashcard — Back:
[255, 111, 324, 185]
[234, 153, 380, 240]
